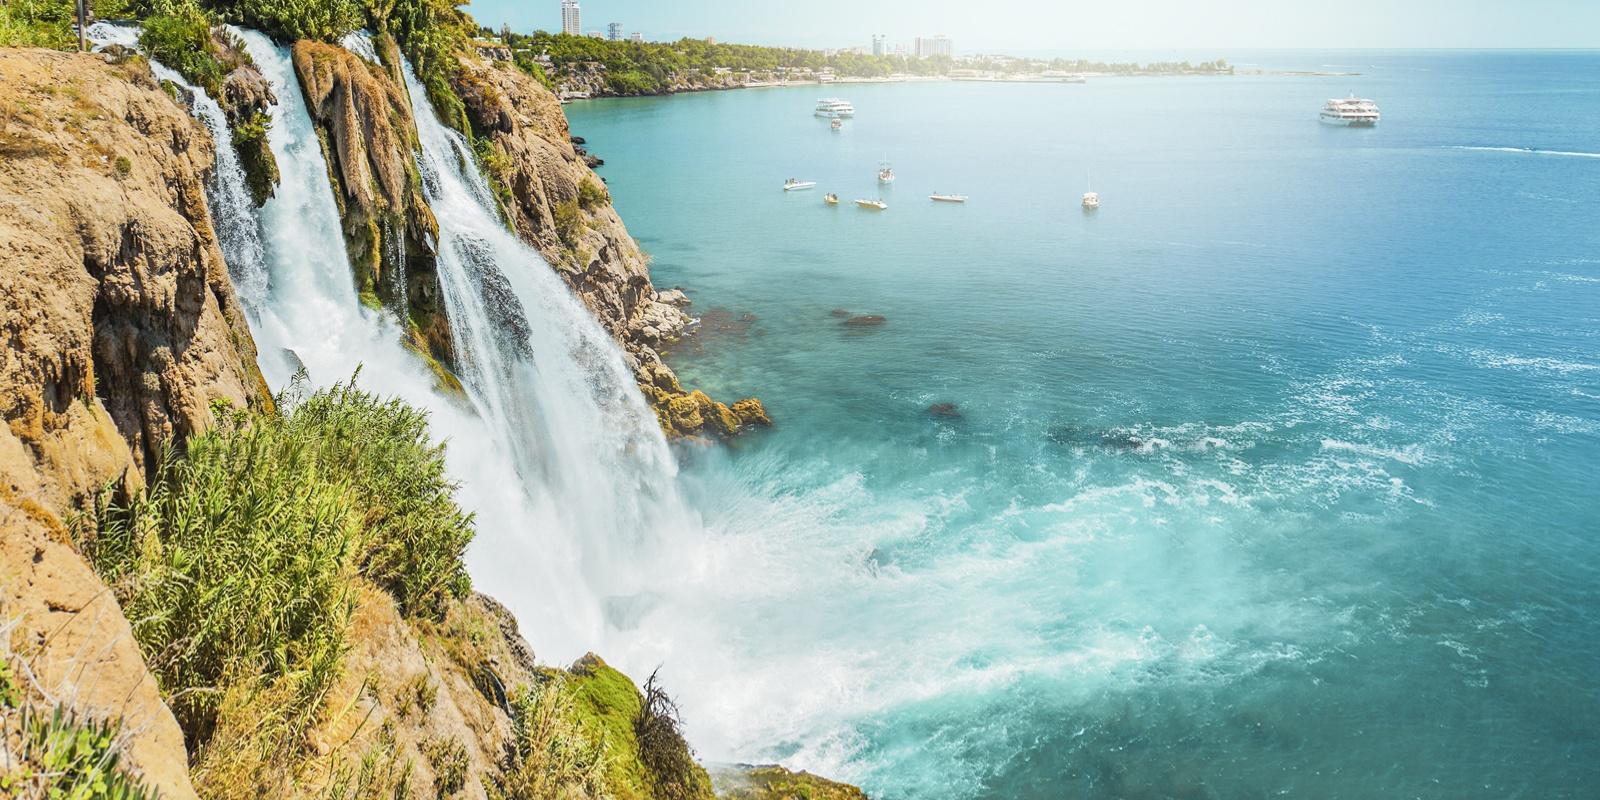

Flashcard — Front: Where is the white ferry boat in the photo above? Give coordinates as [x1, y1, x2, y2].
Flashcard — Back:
[1319, 95, 1380, 127]
[815, 98, 855, 118]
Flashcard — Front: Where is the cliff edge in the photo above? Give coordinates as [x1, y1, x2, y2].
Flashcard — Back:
[449, 53, 770, 438]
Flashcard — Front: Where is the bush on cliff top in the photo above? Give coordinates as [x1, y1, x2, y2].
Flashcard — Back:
[85, 377, 474, 761]
[140, 0, 225, 94]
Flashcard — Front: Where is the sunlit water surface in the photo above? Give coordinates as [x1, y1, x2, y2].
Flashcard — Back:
[571, 51, 1600, 798]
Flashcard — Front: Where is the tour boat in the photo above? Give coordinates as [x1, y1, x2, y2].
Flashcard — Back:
[784, 179, 817, 191]
[877, 163, 896, 184]
[815, 98, 855, 118]
[855, 199, 887, 210]
[930, 193, 967, 203]
[1319, 95, 1380, 127]
[824, 193, 840, 205]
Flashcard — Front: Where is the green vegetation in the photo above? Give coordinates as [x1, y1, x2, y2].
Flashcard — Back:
[553, 198, 581, 248]
[500, 30, 1229, 96]
[636, 669, 713, 800]
[82, 378, 473, 785]
[140, 0, 224, 93]
[206, 0, 361, 42]
[576, 177, 608, 212]
[489, 678, 607, 800]
[2, 654, 157, 800]
[0, 0, 148, 48]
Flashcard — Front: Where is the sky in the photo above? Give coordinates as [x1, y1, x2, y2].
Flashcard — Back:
[464, 0, 1600, 52]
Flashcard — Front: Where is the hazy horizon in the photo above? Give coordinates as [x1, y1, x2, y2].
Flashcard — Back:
[467, 0, 1600, 52]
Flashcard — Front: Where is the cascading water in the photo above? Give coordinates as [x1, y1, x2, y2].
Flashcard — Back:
[391, 53, 709, 655]
[87, 22, 268, 310]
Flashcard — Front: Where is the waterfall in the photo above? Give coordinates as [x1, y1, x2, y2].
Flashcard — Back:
[394, 55, 708, 654]
[223, 30, 677, 652]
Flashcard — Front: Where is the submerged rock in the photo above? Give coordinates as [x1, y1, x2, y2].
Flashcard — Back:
[842, 314, 887, 327]
[829, 308, 852, 318]
[928, 402, 962, 419]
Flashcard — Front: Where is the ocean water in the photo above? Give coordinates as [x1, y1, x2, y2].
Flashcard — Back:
[565, 51, 1600, 798]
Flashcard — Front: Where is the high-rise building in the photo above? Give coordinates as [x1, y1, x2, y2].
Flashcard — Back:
[560, 0, 580, 36]
[914, 34, 953, 58]
[631, 32, 643, 43]
[871, 34, 885, 57]
[607, 22, 623, 41]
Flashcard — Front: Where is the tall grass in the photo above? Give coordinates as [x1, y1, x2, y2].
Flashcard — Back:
[84, 377, 475, 761]
[488, 679, 608, 800]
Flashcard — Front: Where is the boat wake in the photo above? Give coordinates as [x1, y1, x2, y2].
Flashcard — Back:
[1442, 146, 1600, 159]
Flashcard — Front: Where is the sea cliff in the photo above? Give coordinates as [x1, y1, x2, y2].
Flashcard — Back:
[0, 8, 841, 800]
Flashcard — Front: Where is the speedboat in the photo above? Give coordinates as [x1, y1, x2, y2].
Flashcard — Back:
[877, 163, 895, 183]
[930, 193, 967, 203]
[784, 179, 817, 191]
[824, 193, 840, 205]
[856, 199, 887, 210]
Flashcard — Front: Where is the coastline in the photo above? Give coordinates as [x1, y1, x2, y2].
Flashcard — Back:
[557, 68, 1358, 102]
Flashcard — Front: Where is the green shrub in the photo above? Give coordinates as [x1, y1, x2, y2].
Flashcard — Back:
[635, 669, 712, 800]
[2, 655, 157, 800]
[207, 0, 363, 42]
[422, 736, 469, 798]
[0, 0, 72, 48]
[576, 177, 607, 211]
[488, 680, 607, 800]
[85, 378, 475, 753]
[140, 0, 225, 96]
[605, 69, 659, 96]
[552, 198, 581, 247]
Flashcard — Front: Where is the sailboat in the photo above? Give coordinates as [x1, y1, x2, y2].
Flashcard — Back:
[1081, 171, 1099, 210]
[877, 162, 895, 184]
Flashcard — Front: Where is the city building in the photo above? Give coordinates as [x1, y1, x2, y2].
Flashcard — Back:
[560, 0, 580, 36]
[630, 31, 643, 42]
[607, 22, 623, 40]
[914, 34, 953, 58]
[871, 34, 885, 56]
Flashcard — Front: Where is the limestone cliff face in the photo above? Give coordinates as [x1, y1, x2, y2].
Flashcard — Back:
[291, 38, 455, 382]
[0, 47, 272, 799]
[448, 53, 769, 438]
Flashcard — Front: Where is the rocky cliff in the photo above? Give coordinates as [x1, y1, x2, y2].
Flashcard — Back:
[0, 46, 271, 799]
[290, 37, 459, 391]
[448, 52, 769, 438]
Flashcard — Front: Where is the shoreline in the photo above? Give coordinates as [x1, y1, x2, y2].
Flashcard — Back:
[559, 69, 1359, 102]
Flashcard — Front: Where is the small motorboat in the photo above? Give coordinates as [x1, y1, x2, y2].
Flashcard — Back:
[855, 199, 887, 210]
[1081, 191, 1099, 210]
[831, 117, 843, 131]
[824, 193, 840, 205]
[930, 193, 968, 203]
[784, 179, 817, 191]
[877, 162, 895, 183]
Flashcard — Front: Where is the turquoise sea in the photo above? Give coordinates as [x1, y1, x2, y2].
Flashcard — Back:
[565, 51, 1600, 798]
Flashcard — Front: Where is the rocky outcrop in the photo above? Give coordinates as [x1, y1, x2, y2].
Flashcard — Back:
[1, 47, 274, 799]
[448, 53, 768, 438]
[213, 29, 280, 206]
[291, 38, 455, 382]
[711, 764, 870, 800]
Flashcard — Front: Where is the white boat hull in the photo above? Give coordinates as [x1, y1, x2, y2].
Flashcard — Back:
[1319, 113, 1378, 127]
[784, 182, 817, 191]
[855, 200, 887, 210]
